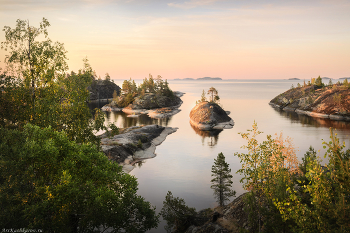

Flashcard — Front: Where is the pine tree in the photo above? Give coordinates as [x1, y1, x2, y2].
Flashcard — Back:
[328, 79, 333, 87]
[196, 89, 207, 104]
[207, 87, 219, 103]
[211, 152, 236, 206]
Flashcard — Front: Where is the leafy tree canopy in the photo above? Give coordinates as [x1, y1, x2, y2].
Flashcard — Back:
[0, 124, 159, 232]
[0, 18, 106, 145]
[160, 191, 197, 233]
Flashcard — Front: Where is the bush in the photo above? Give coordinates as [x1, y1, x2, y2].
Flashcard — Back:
[0, 124, 159, 232]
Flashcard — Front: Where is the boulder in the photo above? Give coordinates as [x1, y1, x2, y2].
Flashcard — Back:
[88, 79, 120, 100]
[189, 102, 234, 130]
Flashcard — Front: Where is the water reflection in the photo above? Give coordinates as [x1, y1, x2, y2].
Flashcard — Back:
[190, 123, 223, 147]
[272, 107, 350, 129]
[88, 103, 173, 128]
[88, 100, 109, 110]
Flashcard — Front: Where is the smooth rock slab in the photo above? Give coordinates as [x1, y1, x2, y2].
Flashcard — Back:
[100, 125, 178, 173]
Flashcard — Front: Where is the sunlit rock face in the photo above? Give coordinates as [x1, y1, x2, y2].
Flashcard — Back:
[189, 101, 234, 131]
[269, 84, 350, 121]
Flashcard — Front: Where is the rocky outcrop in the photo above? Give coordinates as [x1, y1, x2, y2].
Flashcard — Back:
[189, 102, 234, 130]
[88, 79, 121, 101]
[102, 91, 184, 119]
[100, 125, 177, 173]
[270, 84, 350, 121]
[185, 193, 250, 233]
[127, 92, 182, 110]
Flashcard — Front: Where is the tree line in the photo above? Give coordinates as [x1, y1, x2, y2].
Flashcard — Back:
[160, 120, 350, 232]
[115, 74, 173, 108]
[0, 18, 158, 232]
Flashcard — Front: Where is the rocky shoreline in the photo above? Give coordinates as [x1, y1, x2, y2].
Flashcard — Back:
[189, 102, 234, 130]
[183, 193, 250, 233]
[270, 102, 350, 121]
[270, 83, 350, 121]
[100, 124, 178, 173]
[101, 91, 185, 119]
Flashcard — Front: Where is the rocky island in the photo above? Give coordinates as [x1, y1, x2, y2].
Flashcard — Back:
[100, 124, 177, 173]
[101, 75, 184, 118]
[190, 87, 234, 130]
[270, 77, 350, 121]
[88, 74, 121, 101]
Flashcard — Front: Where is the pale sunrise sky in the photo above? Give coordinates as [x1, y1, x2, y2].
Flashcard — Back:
[0, 0, 350, 80]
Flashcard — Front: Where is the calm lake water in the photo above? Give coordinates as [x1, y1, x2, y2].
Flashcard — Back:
[95, 79, 350, 232]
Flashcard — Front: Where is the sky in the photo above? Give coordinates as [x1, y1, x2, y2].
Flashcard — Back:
[0, 0, 350, 80]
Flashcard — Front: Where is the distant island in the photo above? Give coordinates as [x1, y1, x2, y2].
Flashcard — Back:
[197, 77, 222, 81]
[288, 77, 332, 81]
[173, 77, 222, 81]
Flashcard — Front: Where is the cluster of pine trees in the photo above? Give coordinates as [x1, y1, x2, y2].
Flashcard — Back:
[115, 74, 173, 107]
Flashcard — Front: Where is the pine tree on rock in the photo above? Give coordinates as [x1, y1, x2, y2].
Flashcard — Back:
[211, 152, 236, 206]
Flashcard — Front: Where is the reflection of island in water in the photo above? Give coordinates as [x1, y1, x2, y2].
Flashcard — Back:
[272, 107, 350, 129]
[108, 111, 172, 128]
[88, 103, 172, 128]
[190, 123, 223, 147]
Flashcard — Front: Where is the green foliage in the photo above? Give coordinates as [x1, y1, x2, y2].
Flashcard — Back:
[160, 191, 197, 233]
[108, 123, 119, 137]
[104, 72, 111, 81]
[274, 129, 350, 233]
[333, 93, 342, 106]
[211, 152, 236, 206]
[343, 78, 349, 88]
[119, 75, 173, 106]
[0, 124, 159, 232]
[137, 139, 143, 148]
[0, 19, 107, 145]
[315, 76, 324, 87]
[0, 59, 104, 145]
[1, 18, 68, 85]
[311, 77, 316, 85]
[236, 123, 350, 232]
[117, 93, 135, 108]
[196, 89, 207, 104]
[112, 89, 118, 101]
[235, 122, 299, 232]
[328, 79, 333, 87]
[207, 87, 219, 103]
[297, 83, 301, 88]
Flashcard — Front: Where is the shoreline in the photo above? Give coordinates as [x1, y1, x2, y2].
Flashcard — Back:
[269, 103, 350, 121]
[100, 125, 178, 173]
[101, 91, 185, 119]
[189, 118, 235, 131]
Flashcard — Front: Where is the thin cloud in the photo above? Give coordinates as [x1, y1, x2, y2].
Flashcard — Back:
[168, 0, 222, 9]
